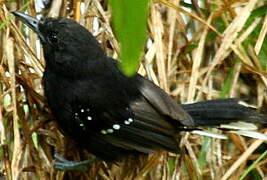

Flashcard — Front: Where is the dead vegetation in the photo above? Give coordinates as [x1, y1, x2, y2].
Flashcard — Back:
[0, 0, 267, 179]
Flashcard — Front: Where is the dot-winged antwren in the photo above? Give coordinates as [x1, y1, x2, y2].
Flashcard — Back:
[12, 11, 267, 171]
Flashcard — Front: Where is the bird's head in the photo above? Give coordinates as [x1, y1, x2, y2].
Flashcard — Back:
[12, 11, 106, 76]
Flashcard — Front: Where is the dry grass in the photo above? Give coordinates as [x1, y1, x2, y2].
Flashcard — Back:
[1, 0, 267, 179]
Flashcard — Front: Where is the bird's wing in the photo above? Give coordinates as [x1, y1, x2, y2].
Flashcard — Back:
[100, 74, 197, 153]
[93, 74, 198, 154]
[68, 74, 187, 155]
[105, 58, 194, 126]
[71, 99, 180, 155]
[136, 75, 195, 126]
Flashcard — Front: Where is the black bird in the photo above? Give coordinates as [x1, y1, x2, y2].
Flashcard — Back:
[12, 11, 266, 170]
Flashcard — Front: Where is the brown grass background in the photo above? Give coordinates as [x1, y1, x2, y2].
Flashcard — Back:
[0, 0, 267, 179]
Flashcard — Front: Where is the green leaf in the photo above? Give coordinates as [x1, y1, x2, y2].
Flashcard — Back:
[109, 0, 149, 76]
[207, 17, 226, 41]
[220, 64, 237, 98]
[0, 1, 31, 30]
[185, 42, 198, 53]
[258, 36, 267, 71]
[0, 15, 13, 30]
[168, 156, 176, 177]
[245, 4, 267, 28]
[242, 4, 267, 70]
[197, 136, 211, 170]
[251, 169, 262, 180]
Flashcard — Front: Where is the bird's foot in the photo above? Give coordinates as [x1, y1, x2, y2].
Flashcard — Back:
[54, 153, 99, 171]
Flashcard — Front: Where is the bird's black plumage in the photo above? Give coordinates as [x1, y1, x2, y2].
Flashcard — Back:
[13, 12, 266, 162]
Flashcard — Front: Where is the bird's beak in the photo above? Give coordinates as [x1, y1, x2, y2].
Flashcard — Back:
[12, 11, 45, 42]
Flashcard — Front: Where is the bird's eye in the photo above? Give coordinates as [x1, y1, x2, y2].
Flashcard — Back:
[48, 32, 58, 44]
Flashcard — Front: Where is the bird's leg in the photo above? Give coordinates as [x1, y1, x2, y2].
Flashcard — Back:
[54, 153, 99, 171]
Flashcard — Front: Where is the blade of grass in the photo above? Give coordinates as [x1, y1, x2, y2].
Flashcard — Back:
[239, 150, 267, 180]
[197, 136, 211, 170]
[220, 64, 236, 98]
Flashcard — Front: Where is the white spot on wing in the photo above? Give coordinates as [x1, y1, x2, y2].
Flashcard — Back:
[124, 120, 130, 125]
[81, 109, 84, 112]
[79, 123, 84, 127]
[124, 118, 134, 125]
[101, 130, 107, 134]
[107, 129, 114, 133]
[87, 116, 92, 121]
[113, 124, 120, 130]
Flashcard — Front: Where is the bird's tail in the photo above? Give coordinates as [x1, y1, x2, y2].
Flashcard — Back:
[181, 98, 267, 140]
[181, 98, 267, 126]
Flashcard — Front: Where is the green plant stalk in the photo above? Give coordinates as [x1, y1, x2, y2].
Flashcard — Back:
[239, 150, 267, 180]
